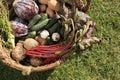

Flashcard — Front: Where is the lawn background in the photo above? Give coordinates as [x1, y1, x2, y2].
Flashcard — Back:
[0, 0, 120, 80]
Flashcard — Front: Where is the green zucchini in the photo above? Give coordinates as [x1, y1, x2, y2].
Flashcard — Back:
[38, 14, 48, 23]
[28, 15, 41, 28]
[48, 22, 61, 34]
[25, 31, 36, 39]
[31, 19, 49, 31]
[44, 15, 58, 29]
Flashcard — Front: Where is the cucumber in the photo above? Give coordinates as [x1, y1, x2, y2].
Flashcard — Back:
[44, 15, 58, 29]
[28, 15, 41, 28]
[48, 22, 61, 34]
[46, 37, 54, 45]
[38, 14, 48, 23]
[31, 19, 49, 31]
[25, 31, 36, 39]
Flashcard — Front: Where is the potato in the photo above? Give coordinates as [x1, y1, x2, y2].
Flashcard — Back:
[47, 0, 62, 11]
[11, 41, 26, 62]
[24, 38, 39, 50]
[39, 4, 47, 12]
[38, 0, 49, 4]
[30, 57, 42, 67]
[46, 7, 55, 17]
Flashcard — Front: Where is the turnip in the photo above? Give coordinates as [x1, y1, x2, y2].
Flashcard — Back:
[24, 38, 39, 50]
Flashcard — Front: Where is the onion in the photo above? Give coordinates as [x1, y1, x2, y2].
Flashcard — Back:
[40, 30, 50, 39]
[52, 32, 60, 42]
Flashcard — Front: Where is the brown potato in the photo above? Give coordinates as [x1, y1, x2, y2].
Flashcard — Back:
[30, 57, 42, 67]
[38, 0, 49, 4]
[46, 7, 55, 17]
[39, 4, 47, 12]
[47, 0, 62, 11]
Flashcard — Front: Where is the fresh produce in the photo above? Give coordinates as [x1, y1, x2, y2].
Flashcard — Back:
[25, 31, 36, 39]
[24, 38, 39, 50]
[38, 0, 49, 4]
[52, 32, 60, 42]
[13, 0, 39, 20]
[11, 21, 28, 37]
[31, 18, 49, 31]
[14, 17, 28, 25]
[35, 36, 47, 45]
[47, 0, 62, 11]
[39, 5, 47, 12]
[46, 7, 55, 17]
[30, 57, 42, 67]
[40, 30, 50, 39]
[48, 22, 61, 34]
[28, 15, 41, 28]
[11, 41, 26, 62]
[44, 15, 59, 29]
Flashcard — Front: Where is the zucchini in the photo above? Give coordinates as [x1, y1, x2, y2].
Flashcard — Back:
[44, 15, 58, 29]
[28, 15, 41, 28]
[31, 19, 49, 31]
[25, 31, 36, 39]
[48, 22, 61, 34]
[38, 14, 48, 23]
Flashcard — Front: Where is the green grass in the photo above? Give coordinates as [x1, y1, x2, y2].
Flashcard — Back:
[0, 0, 120, 80]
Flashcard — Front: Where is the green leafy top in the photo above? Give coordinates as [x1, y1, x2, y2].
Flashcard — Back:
[0, 0, 14, 48]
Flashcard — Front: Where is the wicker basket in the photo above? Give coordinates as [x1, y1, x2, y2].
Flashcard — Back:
[0, 0, 92, 75]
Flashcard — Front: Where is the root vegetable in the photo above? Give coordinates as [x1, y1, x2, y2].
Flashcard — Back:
[46, 7, 55, 17]
[24, 38, 39, 50]
[39, 5, 47, 12]
[11, 41, 26, 62]
[30, 57, 42, 67]
[47, 0, 62, 11]
[38, 0, 49, 4]
[52, 33, 60, 42]
[40, 30, 50, 39]
[35, 36, 47, 45]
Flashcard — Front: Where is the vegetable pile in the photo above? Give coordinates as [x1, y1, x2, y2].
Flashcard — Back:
[9, 0, 101, 67]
